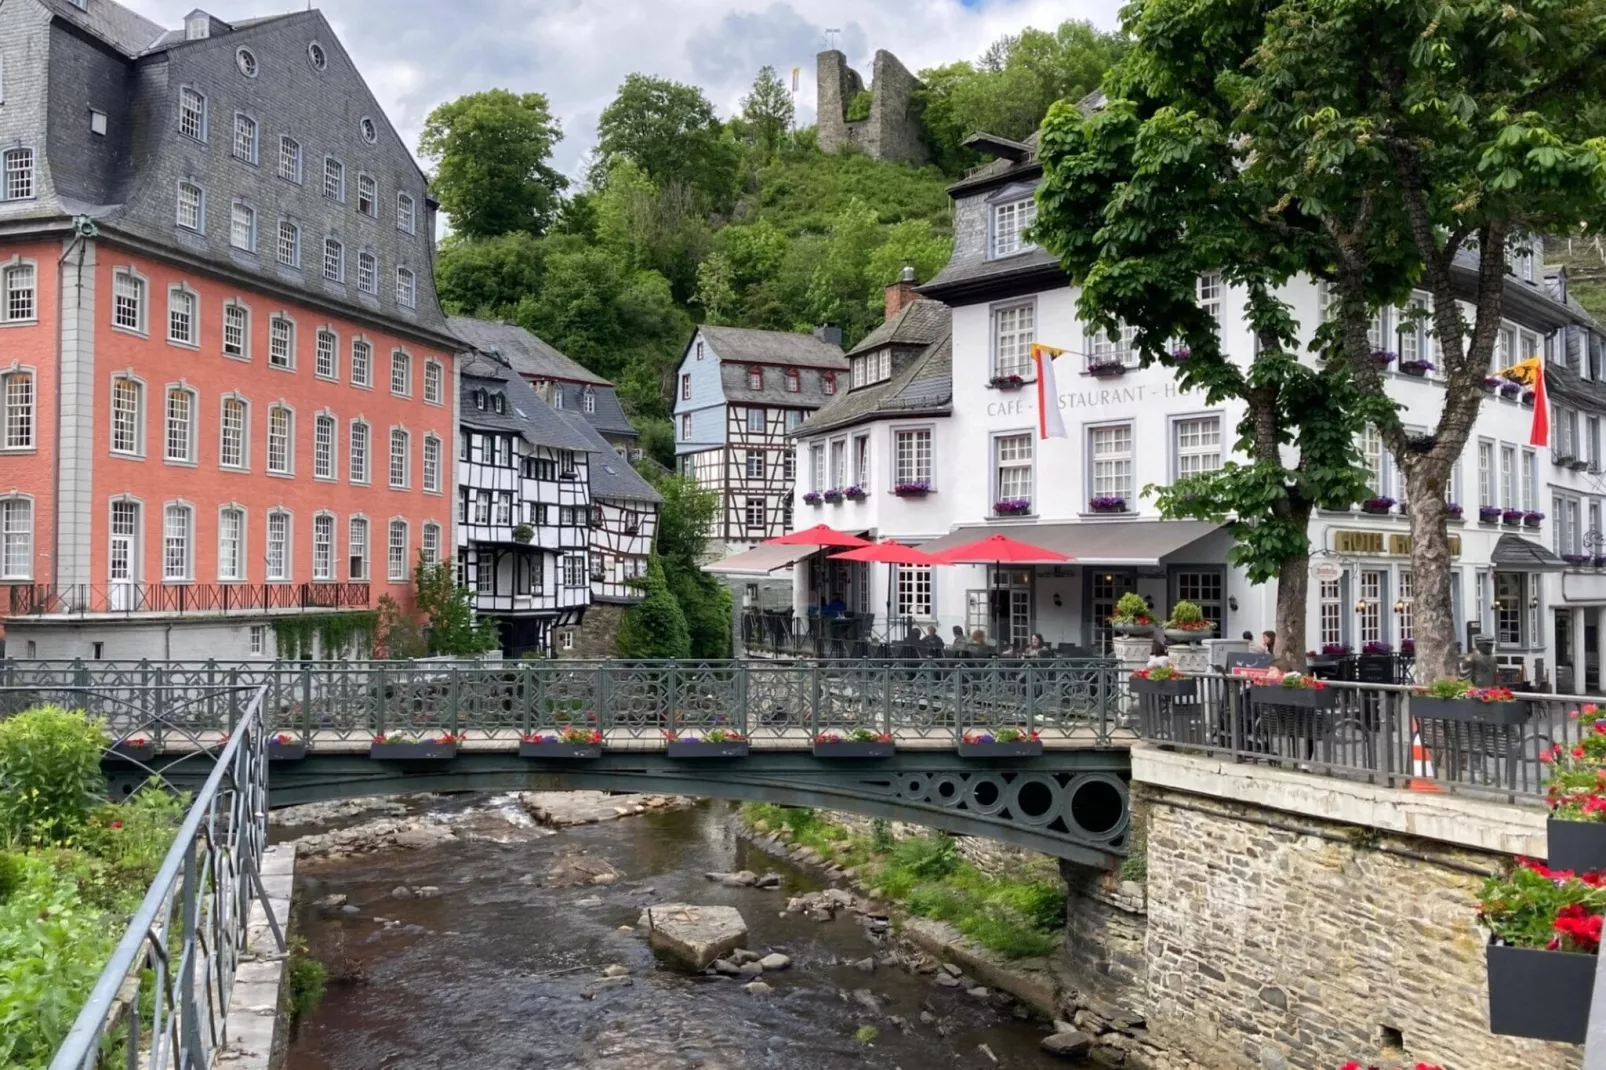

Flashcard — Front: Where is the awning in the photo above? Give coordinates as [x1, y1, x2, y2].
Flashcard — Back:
[1491, 533, 1566, 572]
[919, 520, 1227, 566]
[703, 543, 819, 576]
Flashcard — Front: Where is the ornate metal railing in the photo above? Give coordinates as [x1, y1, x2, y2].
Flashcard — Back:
[0, 582, 370, 617]
[0, 658, 1124, 744]
[741, 612, 959, 659]
[1133, 673, 1594, 802]
[48, 681, 281, 1070]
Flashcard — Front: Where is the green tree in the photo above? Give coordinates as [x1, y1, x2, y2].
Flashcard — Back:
[0, 707, 106, 847]
[418, 89, 568, 239]
[863, 221, 952, 314]
[595, 74, 739, 210]
[651, 474, 732, 659]
[617, 555, 692, 658]
[742, 65, 795, 157]
[434, 232, 548, 315]
[413, 557, 498, 656]
[593, 160, 714, 302]
[693, 252, 738, 324]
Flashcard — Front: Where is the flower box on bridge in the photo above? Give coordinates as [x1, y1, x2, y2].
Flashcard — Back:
[370, 734, 459, 761]
[267, 735, 307, 761]
[1248, 684, 1337, 710]
[1546, 818, 1606, 873]
[1130, 677, 1196, 699]
[665, 731, 749, 758]
[958, 729, 1042, 758]
[1409, 695, 1525, 725]
[813, 731, 895, 758]
[110, 739, 154, 763]
[1486, 941, 1594, 1043]
[520, 729, 603, 759]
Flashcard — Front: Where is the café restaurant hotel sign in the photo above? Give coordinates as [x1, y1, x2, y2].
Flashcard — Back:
[1331, 529, 1462, 557]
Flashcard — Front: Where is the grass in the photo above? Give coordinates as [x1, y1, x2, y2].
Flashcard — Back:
[742, 804, 1066, 960]
[288, 935, 327, 1028]
[854, 1024, 878, 1043]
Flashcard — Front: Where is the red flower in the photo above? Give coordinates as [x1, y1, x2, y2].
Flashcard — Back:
[1553, 904, 1604, 952]
[110, 819, 123, 830]
[1574, 746, 1587, 759]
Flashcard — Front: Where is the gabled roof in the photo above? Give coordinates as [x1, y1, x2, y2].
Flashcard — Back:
[847, 299, 949, 357]
[42, 0, 166, 56]
[551, 382, 637, 438]
[698, 325, 848, 370]
[459, 361, 596, 453]
[555, 412, 662, 505]
[448, 317, 612, 387]
[797, 327, 953, 438]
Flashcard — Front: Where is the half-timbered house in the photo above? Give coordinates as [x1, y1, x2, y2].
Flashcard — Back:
[456, 356, 595, 656]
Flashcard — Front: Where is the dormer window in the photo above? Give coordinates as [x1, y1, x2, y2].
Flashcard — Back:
[553, 388, 564, 410]
[475, 389, 487, 411]
[185, 13, 210, 39]
[747, 365, 763, 390]
[823, 371, 837, 396]
[993, 198, 1038, 258]
[582, 389, 596, 413]
[850, 350, 891, 389]
[785, 368, 800, 393]
[493, 393, 505, 414]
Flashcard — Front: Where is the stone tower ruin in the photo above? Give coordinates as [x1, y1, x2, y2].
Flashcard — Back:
[816, 49, 930, 165]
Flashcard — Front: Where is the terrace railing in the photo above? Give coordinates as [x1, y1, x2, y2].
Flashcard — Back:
[0, 582, 370, 617]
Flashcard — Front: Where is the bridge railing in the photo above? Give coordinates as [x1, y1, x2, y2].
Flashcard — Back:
[1133, 672, 1590, 803]
[0, 657, 1125, 745]
[48, 680, 280, 1070]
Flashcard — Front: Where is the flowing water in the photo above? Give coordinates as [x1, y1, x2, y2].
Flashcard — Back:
[282, 797, 1092, 1069]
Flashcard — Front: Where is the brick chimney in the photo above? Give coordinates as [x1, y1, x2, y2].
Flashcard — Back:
[884, 265, 920, 322]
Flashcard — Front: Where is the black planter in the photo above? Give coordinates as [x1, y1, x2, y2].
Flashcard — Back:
[1400, 363, 1429, 377]
[1131, 677, 1197, 698]
[110, 741, 155, 763]
[812, 740, 895, 758]
[1360, 504, 1392, 515]
[1547, 817, 1606, 873]
[518, 741, 602, 759]
[1486, 942, 1595, 1043]
[958, 740, 1044, 758]
[1249, 686, 1337, 710]
[666, 740, 749, 758]
[369, 742, 457, 761]
[1411, 696, 1527, 725]
[267, 741, 307, 761]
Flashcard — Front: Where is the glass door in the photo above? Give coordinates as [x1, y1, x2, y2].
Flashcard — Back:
[1090, 569, 1137, 654]
[109, 501, 139, 611]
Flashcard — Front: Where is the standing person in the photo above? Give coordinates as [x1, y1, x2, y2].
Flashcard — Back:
[1261, 631, 1277, 660]
[949, 625, 969, 657]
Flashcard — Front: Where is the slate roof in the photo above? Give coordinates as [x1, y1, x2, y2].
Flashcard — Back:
[699, 326, 848, 370]
[796, 328, 954, 438]
[719, 362, 840, 408]
[552, 382, 638, 438]
[41, 0, 166, 56]
[448, 317, 612, 387]
[459, 358, 596, 453]
[846, 299, 951, 358]
[555, 413, 662, 505]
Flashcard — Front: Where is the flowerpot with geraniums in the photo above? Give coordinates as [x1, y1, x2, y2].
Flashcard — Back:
[989, 374, 1025, 390]
[1361, 641, 1393, 656]
[1087, 358, 1127, 378]
[1109, 592, 1155, 637]
[512, 523, 534, 544]
[1088, 495, 1127, 514]
[267, 732, 307, 761]
[1163, 600, 1213, 644]
[802, 491, 823, 506]
[1360, 496, 1396, 515]
[1541, 702, 1606, 872]
[664, 728, 749, 758]
[1502, 508, 1525, 527]
[1399, 359, 1435, 377]
[892, 481, 931, 498]
[1249, 673, 1336, 709]
[813, 728, 895, 758]
[994, 498, 1031, 516]
[843, 485, 867, 501]
[958, 726, 1043, 758]
[1483, 375, 1500, 393]
[822, 488, 844, 504]
[1478, 505, 1503, 525]
[1525, 510, 1545, 529]
[1522, 389, 1537, 406]
[1499, 380, 1522, 400]
[1479, 858, 1603, 1043]
[1445, 502, 1463, 520]
[1369, 349, 1397, 369]
[111, 736, 155, 763]
[370, 731, 461, 760]
[1563, 553, 1592, 568]
[1410, 678, 1524, 725]
[519, 726, 603, 759]
[1130, 665, 1195, 698]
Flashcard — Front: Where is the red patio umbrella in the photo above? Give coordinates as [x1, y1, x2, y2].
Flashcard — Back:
[929, 534, 1072, 651]
[829, 541, 945, 649]
[764, 523, 873, 548]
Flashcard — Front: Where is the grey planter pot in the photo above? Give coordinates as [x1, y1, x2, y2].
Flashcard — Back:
[369, 742, 457, 761]
[1410, 696, 1526, 725]
[1547, 817, 1606, 873]
[267, 741, 307, 761]
[666, 740, 749, 758]
[1111, 621, 1155, 637]
[1486, 942, 1594, 1044]
[110, 741, 155, 763]
[1131, 677, 1197, 698]
[518, 741, 602, 759]
[1163, 628, 1212, 645]
[1249, 686, 1337, 710]
[812, 740, 895, 758]
[958, 740, 1044, 758]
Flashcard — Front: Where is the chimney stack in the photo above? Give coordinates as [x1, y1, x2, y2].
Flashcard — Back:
[813, 323, 843, 347]
[884, 264, 920, 322]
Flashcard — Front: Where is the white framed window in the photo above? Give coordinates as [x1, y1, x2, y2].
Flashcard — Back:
[162, 503, 192, 580]
[564, 554, 586, 588]
[1089, 423, 1133, 505]
[250, 626, 265, 655]
[1358, 569, 1385, 645]
[2, 370, 33, 449]
[1398, 296, 1429, 364]
[357, 252, 376, 294]
[809, 442, 826, 492]
[1359, 425, 1385, 497]
[1397, 569, 1415, 643]
[312, 513, 334, 580]
[680, 413, 691, 440]
[278, 136, 302, 183]
[349, 421, 369, 484]
[747, 407, 765, 433]
[267, 405, 292, 474]
[232, 113, 257, 163]
[0, 496, 31, 579]
[853, 434, 870, 490]
[1197, 273, 1223, 333]
[422, 522, 440, 563]
[223, 302, 248, 358]
[164, 386, 195, 463]
[113, 270, 145, 333]
[236, 47, 258, 77]
[1522, 448, 1537, 512]
[3, 262, 35, 322]
[89, 110, 107, 136]
[358, 174, 377, 217]
[266, 510, 290, 580]
[110, 376, 142, 455]
[423, 435, 440, 492]
[390, 350, 411, 396]
[1500, 443, 1516, 509]
[1174, 415, 1222, 479]
[745, 450, 764, 479]
[1319, 577, 1343, 646]
[3, 148, 34, 200]
[1478, 439, 1495, 506]
[745, 497, 766, 529]
[473, 490, 491, 525]
[351, 339, 372, 387]
[396, 267, 416, 309]
[314, 413, 335, 478]
[230, 202, 256, 251]
[851, 350, 892, 389]
[583, 388, 597, 412]
[896, 564, 933, 618]
[323, 238, 344, 282]
[323, 157, 345, 201]
[219, 396, 247, 468]
[1088, 323, 1138, 368]
[387, 519, 408, 580]
[993, 302, 1034, 378]
[218, 506, 244, 581]
[315, 329, 338, 379]
[994, 432, 1034, 508]
[276, 220, 299, 267]
[178, 87, 206, 141]
[397, 192, 416, 234]
[268, 316, 294, 368]
[424, 360, 443, 404]
[495, 492, 513, 526]
[167, 287, 197, 346]
[993, 198, 1037, 258]
[389, 427, 409, 488]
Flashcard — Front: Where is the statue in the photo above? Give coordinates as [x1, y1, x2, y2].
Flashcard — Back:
[1464, 636, 1498, 689]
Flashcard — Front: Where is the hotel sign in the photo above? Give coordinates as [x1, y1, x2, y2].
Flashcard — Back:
[1332, 529, 1461, 558]
[986, 379, 1197, 419]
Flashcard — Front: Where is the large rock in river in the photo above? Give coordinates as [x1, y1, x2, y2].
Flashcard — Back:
[639, 903, 747, 970]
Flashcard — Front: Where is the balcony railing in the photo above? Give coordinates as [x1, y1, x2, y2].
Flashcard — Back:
[0, 582, 370, 618]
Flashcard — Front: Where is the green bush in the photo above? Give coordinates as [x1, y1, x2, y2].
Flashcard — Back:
[617, 556, 691, 658]
[0, 707, 107, 847]
[844, 90, 873, 122]
[0, 852, 23, 902]
[869, 818, 895, 854]
[288, 938, 327, 1026]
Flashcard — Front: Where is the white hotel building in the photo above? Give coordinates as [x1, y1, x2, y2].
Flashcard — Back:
[778, 132, 1606, 691]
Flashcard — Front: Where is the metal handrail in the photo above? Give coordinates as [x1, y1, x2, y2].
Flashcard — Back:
[49, 681, 282, 1070]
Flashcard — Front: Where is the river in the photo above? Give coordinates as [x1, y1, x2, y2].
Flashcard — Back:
[281, 796, 1093, 1069]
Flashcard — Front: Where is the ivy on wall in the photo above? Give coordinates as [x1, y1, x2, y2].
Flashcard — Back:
[270, 612, 378, 660]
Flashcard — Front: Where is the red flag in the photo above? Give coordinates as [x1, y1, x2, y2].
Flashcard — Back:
[1529, 359, 1550, 448]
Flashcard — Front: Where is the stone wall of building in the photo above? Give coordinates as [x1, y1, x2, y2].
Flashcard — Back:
[564, 601, 626, 659]
[815, 49, 929, 165]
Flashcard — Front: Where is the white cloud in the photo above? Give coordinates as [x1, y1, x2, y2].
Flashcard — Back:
[126, 0, 1121, 177]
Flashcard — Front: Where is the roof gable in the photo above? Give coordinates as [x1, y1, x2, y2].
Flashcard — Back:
[698, 325, 848, 371]
[449, 317, 612, 386]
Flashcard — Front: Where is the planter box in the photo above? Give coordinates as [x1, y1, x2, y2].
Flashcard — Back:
[1572, 459, 1592, 472]
[893, 489, 929, 498]
[1487, 942, 1595, 1044]
[1411, 696, 1527, 725]
[1547, 817, 1606, 873]
[1131, 677, 1197, 698]
[1164, 628, 1213, 645]
[958, 740, 1044, 758]
[267, 741, 307, 761]
[518, 741, 602, 759]
[812, 741, 896, 758]
[1525, 518, 1543, 529]
[110, 741, 155, 763]
[1249, 686, 1337, 710]
[1088, 364, 1127, 379]
[1111, 622, 1156, 637]
[1503, 516, 1525, 527]
[1399, 363, 1430, 377]
[666, 740, 749, 758]
[369, 742, 457, 761]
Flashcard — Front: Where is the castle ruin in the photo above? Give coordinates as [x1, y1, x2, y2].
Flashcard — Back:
[816, 49, 930, 165]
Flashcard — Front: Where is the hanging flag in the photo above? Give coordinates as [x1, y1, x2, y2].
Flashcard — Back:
[1032, 344, 1067, 440]
[791, 67, 800, 92]
[1501, 357, 1550, 447]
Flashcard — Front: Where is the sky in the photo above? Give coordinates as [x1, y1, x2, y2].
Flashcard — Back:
[125, 0, 1121, 178]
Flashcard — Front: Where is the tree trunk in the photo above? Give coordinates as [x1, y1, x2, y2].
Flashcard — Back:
[1404, 473, 1458, 682]
[1274, 508, 1312, 674]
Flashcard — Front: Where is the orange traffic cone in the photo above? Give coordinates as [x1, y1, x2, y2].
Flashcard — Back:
[1408, 718, 1440, 792]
